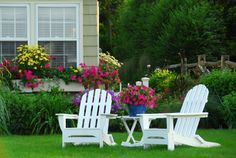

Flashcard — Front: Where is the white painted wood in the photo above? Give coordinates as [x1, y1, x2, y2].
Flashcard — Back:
[139, 84, 221, 150]
[119, 116, 144, 147]
[12, 79, 85, 92]
[56, 89, 117, 148]
[141, 77, 149, 87]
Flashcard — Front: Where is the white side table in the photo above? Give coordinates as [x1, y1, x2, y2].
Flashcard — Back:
[118, 116, 143, 147]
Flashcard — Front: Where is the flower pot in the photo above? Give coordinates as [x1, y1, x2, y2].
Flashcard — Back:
[127, 104, 146, 117]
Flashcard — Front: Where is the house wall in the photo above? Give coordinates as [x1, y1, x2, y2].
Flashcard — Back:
[0, 0, 99, 66]
[83, 0, 99, 66]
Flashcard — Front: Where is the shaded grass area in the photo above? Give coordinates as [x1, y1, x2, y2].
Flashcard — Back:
[0, 129, 235, 158]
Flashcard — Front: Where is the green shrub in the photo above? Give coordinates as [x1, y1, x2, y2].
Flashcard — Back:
[203, 94, 225, 128]
[31, 90, 73, 134]
[149, 69, 176, 93]
[0, 88, 35, 134]
[222, 91, 236, 128]
[0, 89, 9, 135]
[200, 69, 236, 97]
[199, 69, 236, 128]
[0, 87, 73, 135]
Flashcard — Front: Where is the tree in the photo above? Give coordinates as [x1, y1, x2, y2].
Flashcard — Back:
[99, 0, 124, 52]
[114, 0, 226, 83]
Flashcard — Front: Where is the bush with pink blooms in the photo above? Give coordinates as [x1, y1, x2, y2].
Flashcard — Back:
[119, 85, 157, 109]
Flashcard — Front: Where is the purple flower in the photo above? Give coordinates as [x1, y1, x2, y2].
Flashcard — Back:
[73, 96, 81, 106]
[107, 90, 121, 112]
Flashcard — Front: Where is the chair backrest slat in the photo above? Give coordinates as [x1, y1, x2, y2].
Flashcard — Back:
[175, 84, 209, 137]
[77, 89, 112, 129]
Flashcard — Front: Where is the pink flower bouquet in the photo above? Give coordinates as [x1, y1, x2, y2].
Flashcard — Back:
[119, 85, 157, 109]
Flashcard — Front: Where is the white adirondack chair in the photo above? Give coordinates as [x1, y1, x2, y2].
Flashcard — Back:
[56, 89, 117, 148]
[139, 84, 220, 150]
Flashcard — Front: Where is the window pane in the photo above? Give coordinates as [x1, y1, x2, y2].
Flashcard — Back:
[65, 23, 76, 38]
[65, 7, 76, 22]
[0, 41, 27, 61]
[1, 7, 14, 21]
[15, 7, 27, 22]
[38, 8, 50, 22]
[38, 22, 50, 38]
[16, 22, 27, 38]
[51, 22, 63, 38]
[0, 6, 27, 38]
[51, 8, 63, 22]
[2, 22, 14, 37]
[38, 41, 76, 68]
[38, 6, 77, 39]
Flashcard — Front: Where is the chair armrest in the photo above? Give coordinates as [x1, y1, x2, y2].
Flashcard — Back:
[56, 113, 78, 119]
[56, 113, 79, 130]
[138, 112, 208, 119]
[138, 113, 208, 129]
[138, 113, 167, 119]
[100, 114, 117, 119]
[165, 112, 208, 118]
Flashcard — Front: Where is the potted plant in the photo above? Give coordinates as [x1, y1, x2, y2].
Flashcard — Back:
[119, 85, 157, 116]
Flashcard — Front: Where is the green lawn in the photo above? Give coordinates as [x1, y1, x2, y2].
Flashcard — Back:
[0, 129, 235, 158]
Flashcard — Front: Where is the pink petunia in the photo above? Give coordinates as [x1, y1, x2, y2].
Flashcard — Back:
[25, 82, 32, 88]
[70, 75, 76, 80]
[57, 65, 64, 72]
[44, 63, 50, 69]
[24, 70, 32, 80]
[77, 77, 82, 83]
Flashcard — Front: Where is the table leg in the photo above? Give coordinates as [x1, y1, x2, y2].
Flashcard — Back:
[121, 119, 142, 147]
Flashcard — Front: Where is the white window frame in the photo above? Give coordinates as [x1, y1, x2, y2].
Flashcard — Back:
[0, 4, 30, 42]
[0, 4, 30, 61]
[36, 3, 83, 67]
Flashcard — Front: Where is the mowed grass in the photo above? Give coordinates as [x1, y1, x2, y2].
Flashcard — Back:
[0, 129, 235, 158]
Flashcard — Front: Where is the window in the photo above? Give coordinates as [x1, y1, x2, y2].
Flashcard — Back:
[0, 5, 28, 61]
[0, 3, 82, 68]
[37, 6, 79, 68]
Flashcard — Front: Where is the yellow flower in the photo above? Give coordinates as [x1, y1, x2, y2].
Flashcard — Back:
[74, 69, 78, 73]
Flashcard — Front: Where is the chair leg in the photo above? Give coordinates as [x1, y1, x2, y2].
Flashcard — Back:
[167, 117, 175, 150]
[99, 141, 104, 148]
[100, 131, 104, 148]
[144, 144, 150, 149]
[62, 142, 66, 148]
[167, 140, 175, 150]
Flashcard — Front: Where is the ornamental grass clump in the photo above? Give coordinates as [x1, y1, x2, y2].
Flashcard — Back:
[119, 85, 157, 109]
